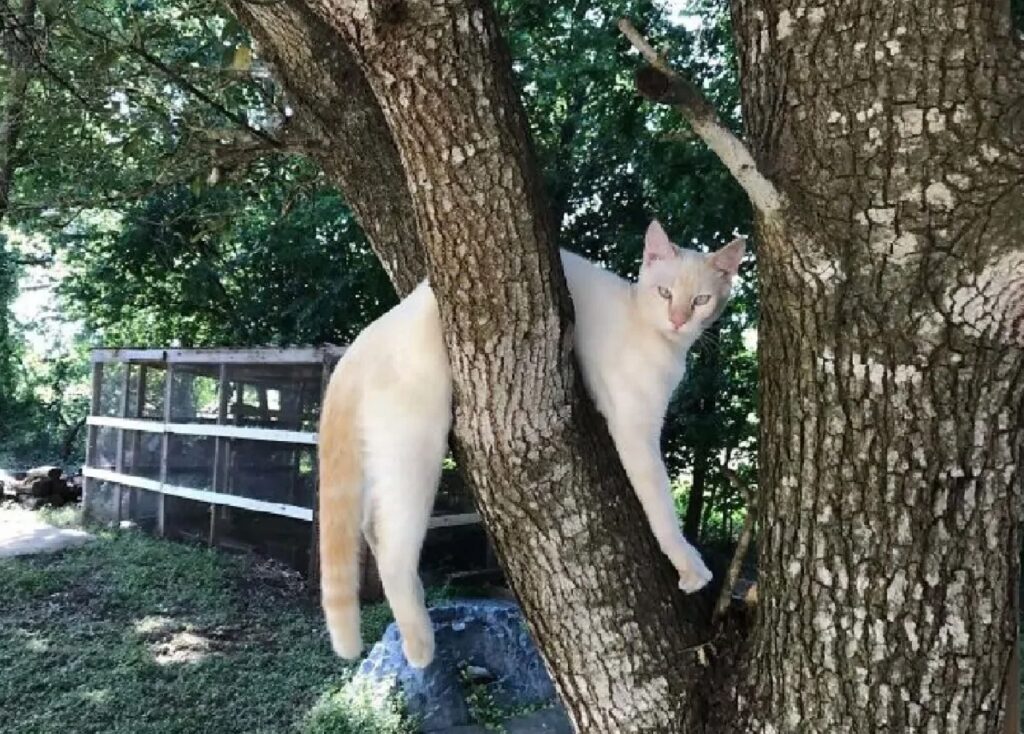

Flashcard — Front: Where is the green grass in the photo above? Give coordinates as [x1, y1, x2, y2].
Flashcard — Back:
[0, 508, 408, 734]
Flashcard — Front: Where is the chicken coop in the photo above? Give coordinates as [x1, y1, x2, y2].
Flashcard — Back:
[82, 347, 494, 596]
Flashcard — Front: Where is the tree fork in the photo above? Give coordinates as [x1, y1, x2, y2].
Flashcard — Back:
[230, 0, 721, 730]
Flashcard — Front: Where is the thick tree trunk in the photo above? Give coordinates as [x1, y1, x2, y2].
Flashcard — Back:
[731, 1, 1024, 730]
[232, 1, 712, 730]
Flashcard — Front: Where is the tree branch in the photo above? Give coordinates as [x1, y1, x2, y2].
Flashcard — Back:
[132, 42, 284, 150]
[712, 465, 756, 622]
[618, 18, 784, 217]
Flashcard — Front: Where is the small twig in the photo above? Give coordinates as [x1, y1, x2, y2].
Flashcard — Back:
[70, 20, 283, 150]
[617, 18, 784, 217]
[712, 465, 756, 623]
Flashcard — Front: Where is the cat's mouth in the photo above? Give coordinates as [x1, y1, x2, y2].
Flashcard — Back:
[665, 325, 693, 339]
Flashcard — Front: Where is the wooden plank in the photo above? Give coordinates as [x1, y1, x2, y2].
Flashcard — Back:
[82, 362, 103, 513]
[91, 346, 347, 365]
[85, 468, 162, 492]
[309, 359, 334, 591]
[135, 366, 148, 418]
[125, 365, 147, 523]
[82, 467, 314, 521]
[114, 364, 130, 523]
[157, 364, 173, 538]
[86, 416, 318, 445]
[90, 349, 167, 364]
[170, 422, 319, 445]
[210, 363, 228, 547]
[426, 512, 482, 529]
[88, 416, 164, 432]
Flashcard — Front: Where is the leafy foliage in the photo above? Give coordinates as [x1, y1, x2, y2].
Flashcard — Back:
[2, 0, 757, 542]
[0, 240, 19, 410]
[302, 679, 415, 734]
[61, 165, 396, 347]
[0, 337, 91, 466]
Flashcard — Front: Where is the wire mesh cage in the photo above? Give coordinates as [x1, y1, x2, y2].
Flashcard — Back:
[82, 347, 495, 595]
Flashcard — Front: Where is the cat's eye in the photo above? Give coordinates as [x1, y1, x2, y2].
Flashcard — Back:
[657, 287, 672, 300]
[693, 294, 712, 306]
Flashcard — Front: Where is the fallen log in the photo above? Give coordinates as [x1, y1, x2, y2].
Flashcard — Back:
[1, 466, 80, 507]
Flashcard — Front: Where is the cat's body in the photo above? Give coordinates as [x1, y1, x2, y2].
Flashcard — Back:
[319, 221, 744, 668]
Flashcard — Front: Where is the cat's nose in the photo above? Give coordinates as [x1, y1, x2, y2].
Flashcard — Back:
[671, 316, 688, 329]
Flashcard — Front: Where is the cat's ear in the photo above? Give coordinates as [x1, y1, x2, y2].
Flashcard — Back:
[643, 220, 677, 265]
[709, 236, 746, 277]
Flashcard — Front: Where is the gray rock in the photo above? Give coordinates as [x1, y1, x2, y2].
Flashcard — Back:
[350, 600, 557, 731]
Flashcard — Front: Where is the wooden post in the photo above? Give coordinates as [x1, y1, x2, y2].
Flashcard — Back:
[125, 365, 147, 522]
[209, 363, 229, 548]
[258, 385, 270, 423]
[286, 383, 301, 506]
[157, 363, 173, 538]
[82, 361, 103, 517]
[114, 363, 131, 523]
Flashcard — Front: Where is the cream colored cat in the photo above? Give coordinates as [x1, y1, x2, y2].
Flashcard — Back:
[319, 220, 745, 668]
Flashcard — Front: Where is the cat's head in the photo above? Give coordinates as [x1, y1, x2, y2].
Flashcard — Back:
[635, 219, 745, 340]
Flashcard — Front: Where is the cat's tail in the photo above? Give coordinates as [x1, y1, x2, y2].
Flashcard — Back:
[318, 357, 364, 660]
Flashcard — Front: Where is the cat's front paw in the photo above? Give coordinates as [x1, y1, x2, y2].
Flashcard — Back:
[676, 551, 713, 593]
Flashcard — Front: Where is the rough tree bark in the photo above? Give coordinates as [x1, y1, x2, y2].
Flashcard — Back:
[231, 0, 712, 731]
[727, 2, 1023, 731]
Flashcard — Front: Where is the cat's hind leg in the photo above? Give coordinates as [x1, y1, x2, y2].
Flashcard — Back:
[364, 418, 448, 668]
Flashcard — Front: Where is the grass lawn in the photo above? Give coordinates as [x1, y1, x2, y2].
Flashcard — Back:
[0, 506, 409, 734]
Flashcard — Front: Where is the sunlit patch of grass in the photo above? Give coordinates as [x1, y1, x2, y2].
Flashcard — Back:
[0, 516, 358, 734]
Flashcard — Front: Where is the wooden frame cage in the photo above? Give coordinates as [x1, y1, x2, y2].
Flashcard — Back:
[83, 347, 494, 594]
